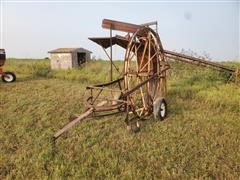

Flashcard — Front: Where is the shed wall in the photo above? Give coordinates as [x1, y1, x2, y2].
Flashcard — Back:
[50, 53, 72, 69]
[72, 52, 78, 68]
[86, 53, 91, 60]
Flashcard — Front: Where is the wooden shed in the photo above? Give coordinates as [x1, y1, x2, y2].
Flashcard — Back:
[48, 48, 92, 69]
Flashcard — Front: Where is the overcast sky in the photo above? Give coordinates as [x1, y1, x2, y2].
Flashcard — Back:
[0, 0, 239, 61]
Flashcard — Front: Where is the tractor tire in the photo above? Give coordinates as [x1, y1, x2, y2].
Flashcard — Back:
[1, 71, 16, 83]
[153, 97, 167, 120]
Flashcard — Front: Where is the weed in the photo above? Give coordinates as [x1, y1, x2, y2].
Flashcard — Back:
[0, 59, 239, 179]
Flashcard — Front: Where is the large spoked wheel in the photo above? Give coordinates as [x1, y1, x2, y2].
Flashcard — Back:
[1, 71, 16, 83]
[124, 27, 167, 121]
[153, 97, 167, 120]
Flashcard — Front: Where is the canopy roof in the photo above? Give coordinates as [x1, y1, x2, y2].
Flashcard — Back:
[88, 35, 130, 49]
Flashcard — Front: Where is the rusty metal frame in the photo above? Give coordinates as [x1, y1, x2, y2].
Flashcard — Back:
[53, 19, 239, 141]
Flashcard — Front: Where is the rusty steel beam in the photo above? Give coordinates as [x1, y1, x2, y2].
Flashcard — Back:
[140, 21, 157, 27]
[53, 108, 94, 140]
[164, 50, 235, 73]
[102, 19, 142, 33]
[86, 77, 124, 89]
[141, 21, 158, 32]
[123, 66, 170, 98]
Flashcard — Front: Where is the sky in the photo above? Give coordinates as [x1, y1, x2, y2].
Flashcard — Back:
[0, 0, 239, 61]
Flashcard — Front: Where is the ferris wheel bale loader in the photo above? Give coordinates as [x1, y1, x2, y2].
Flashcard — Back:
[52, 19, 240, 142]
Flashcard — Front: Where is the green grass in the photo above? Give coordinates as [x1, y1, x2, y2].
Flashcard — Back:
[0, 59, 240, 179]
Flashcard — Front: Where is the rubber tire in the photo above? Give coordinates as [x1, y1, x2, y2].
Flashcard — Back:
[153, 97, 167, 120]
[1, 71, 16, 83]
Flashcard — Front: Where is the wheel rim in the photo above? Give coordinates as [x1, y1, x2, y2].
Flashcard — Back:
[160, 102, 166, 117]
[124, 27, 166, 117]
[4, 74, 14, 82]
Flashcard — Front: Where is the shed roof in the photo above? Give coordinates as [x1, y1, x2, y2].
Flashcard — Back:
[48, 48, 92, 53]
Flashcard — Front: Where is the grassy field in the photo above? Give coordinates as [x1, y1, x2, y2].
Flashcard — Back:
[0, 59, 240, 179]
